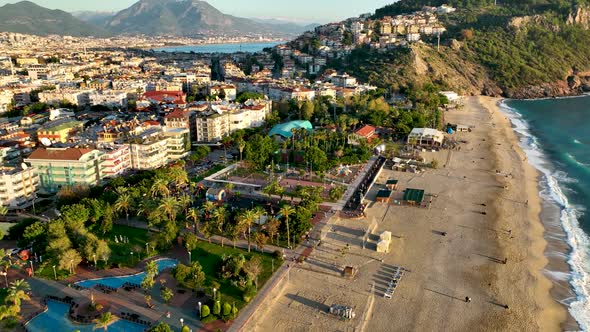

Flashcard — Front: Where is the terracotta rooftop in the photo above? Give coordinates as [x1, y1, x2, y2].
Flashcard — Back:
[356, 125, 376, 138]
[27, 148, 94, 161]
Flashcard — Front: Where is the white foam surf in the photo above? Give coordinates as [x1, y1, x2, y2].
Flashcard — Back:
[500, 100, 590, 331]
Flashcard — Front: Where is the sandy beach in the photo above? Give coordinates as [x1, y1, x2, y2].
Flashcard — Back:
[243, 96, 570, 332]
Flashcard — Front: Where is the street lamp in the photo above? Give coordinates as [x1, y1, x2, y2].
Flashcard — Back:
[179, 318, 184, 326]
[188, 250, 191, 264]
[0, 271, 7, 288]
[130, 251, 134, 265]
[93, 254, 97, 268]
[69, 259, 74, 274]
[145, 243, 149, 256]
[213, 287, 217, 301]
[29, 261, 34, 276]
[52, 265, 57, 280]
[198, 301, 202, 319]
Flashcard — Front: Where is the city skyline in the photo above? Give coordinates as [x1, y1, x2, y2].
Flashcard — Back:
[0, 0, 394, 23]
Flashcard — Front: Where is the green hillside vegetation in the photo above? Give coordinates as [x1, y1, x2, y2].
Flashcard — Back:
[328, 0, 590, 97]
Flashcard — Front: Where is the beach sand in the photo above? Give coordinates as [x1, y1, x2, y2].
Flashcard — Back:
[243, 96, 570, 332]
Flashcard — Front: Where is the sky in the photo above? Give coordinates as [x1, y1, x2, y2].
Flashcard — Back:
[0, 0, 394, 23]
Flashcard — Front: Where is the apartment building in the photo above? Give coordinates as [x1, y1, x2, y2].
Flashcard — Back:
[25, 148, 104, 192]
[38, 89, 93, 107]
[100, 145, 131, 178]
[128, 128, 168, 170]
[164, 128, 191, 161]
[37, 119, 84, 144]
[0, 166, 39, 210]
[190, 109, 229, 143]
[88, 91, 128, 108]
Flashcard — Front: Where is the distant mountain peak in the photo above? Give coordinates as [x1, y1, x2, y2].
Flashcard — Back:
[0, 1, 109, 37]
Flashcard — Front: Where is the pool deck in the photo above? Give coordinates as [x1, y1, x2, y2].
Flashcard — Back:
[25, 276, 205, 332]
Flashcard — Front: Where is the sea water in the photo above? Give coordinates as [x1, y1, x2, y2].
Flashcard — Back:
[153, 42, 281, 53]
[501, 96, 590, 330]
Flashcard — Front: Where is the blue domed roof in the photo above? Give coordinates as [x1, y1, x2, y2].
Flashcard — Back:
[268, 120, 313, 138]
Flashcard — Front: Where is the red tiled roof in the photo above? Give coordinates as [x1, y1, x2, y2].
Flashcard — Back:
[164, 109, 187, 119]
[356, 125, 376, 138]
[27, 148, 94, 161]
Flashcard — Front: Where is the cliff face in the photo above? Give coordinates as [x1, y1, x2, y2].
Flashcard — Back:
[567, 5, 590, 29]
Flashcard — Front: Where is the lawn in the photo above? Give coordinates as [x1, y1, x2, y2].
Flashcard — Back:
[190, 241, 280, 309]
[193, 164, 226, 182]
[103, 224, 156, 268]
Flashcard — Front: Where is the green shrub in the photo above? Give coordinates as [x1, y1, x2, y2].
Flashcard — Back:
[222, 302, 232, 316]
[273, 250, 283, 260]
[201, 315, 217, 324]
[201, 304, 210, 318]
[212, 301, 221, 316]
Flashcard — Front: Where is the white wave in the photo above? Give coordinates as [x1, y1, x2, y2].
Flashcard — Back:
[501, 101, 590, 331]
[544, 269, 572, 282]
[566, 153, 590, 168]
[574, 139, 582, 145]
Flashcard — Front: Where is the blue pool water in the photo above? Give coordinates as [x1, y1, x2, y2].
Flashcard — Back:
[25, 300, 146, 332]
[75, 258, 178, 289]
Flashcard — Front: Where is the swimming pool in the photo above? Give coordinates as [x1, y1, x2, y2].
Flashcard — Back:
[75, 258, 178, 289]
[25, 300, 146, 332]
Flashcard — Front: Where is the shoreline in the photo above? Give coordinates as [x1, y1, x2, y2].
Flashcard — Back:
[481, 96, 574, 330]
[242, 96, 574, 332]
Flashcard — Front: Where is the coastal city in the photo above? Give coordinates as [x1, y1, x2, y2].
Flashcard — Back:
[1, 0, 590, 332]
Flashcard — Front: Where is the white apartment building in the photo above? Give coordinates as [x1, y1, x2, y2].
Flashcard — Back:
[191, 111, 229, 143]
[25, 148, 104, 192]
[0, 90, 14, 114]
[100, 145, 131, 178]
[129, 138, 169, 170]
[38, 90, 93, 107]
[88, 91, 128, 108]
[0, 166, 39, 210]
[164, 128, 191, 161]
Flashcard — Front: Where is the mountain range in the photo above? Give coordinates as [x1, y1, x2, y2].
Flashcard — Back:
[0, 0, 318, 37]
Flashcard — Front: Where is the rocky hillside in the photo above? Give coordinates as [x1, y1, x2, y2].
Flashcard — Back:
[309, 0, 590, 98]
[0, 1, 109, 37]
[105, 0, 309, 36]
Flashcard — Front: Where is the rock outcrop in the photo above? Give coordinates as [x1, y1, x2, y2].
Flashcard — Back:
[567, 5, 590, 29]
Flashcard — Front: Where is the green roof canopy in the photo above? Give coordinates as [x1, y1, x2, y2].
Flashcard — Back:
[403, 189, 425, 203]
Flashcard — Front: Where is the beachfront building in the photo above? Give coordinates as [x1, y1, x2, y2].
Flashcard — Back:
[164, 128, 191, 161]
[100, 145, 131, 178]
[25, 148, 104, 192]
[407, 128, 444, 146]
[128, 129, 169, 170]
[0, 166, 39, 210]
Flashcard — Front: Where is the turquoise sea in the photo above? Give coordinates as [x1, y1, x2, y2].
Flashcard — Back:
[502, 96, 590, 330]
[153, 42, 281, 53]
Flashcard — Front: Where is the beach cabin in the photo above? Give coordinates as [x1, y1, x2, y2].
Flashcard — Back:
[385, 179, 399, 190]
[407, 128, 444, 147]
[377, 239, 390, 253]
[206, 188, 226, 202]
[402, 188, 425, 206]
[376, 189, 393, 203]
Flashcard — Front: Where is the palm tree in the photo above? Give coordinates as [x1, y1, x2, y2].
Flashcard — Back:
[240, 209, 257, 253]
[169, 166, 189, 190]
[202, 201, 216, 220]
[7, 279, 30, 310]
[0, 205, 8, 217]
[158, 197, 179, 222]
[253, 206, 266, 225]
[95, 312, 113, 331]
[237, 138, 246, 161]
[211, 207, 227, 247]
[178, 194, 193, 216]
[279, 205, 295, 249]
[150, 178, 170, 198]
[114, 193, 132, 223]
[187, 208, 200, 234]
[266, 217, 280, 245]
